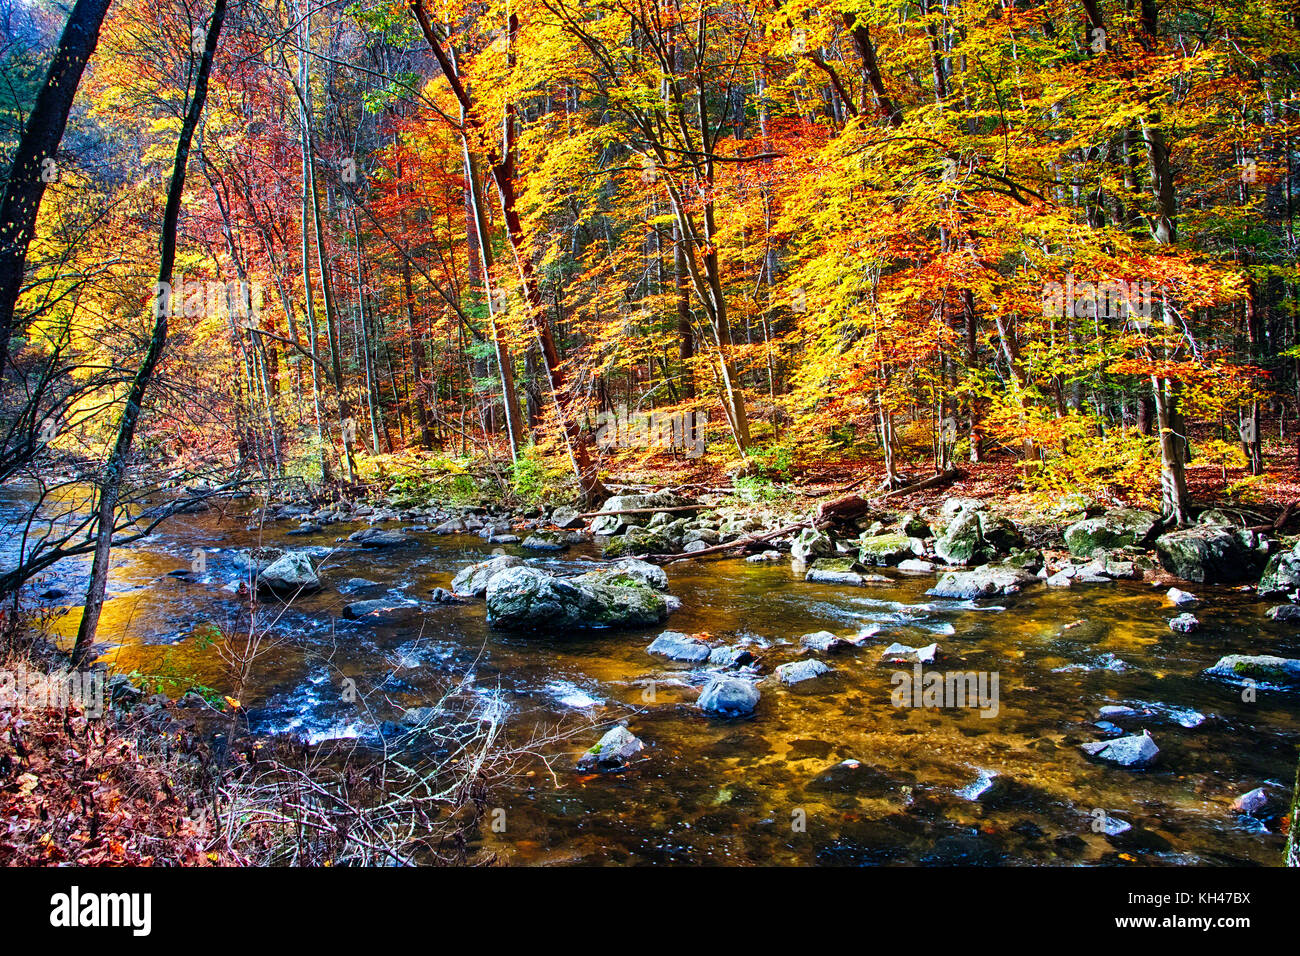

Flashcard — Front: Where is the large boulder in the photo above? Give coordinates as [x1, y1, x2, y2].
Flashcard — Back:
[928, 566, 1037, 600]
[257, 552, 321, 595]
[791, 528, 836, 561]
[450, 554, 525, 597]
[522, 531, 569, 551]
[775, 659, 833, 685]
[934, 510, 1024, 565]
[602, 527, 676, 558]
[1064, 508, 1159, 558]
[857, 533, 918, 566]
[804, 557, 880, 586]
[484, 565, 669, 630]
[1258, 542, 1300, 596]
[1155, 525, 1266, 583]
[575, 558, 669, 592]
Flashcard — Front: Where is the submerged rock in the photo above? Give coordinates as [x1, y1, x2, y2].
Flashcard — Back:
[698, 677, 760, 716]
[485, 565, 669, 630]
[746, 550, 783, 563]
[257, 552, 321, 595]
[450, 554, 524, 598]
[1080, 731, 1159, 768]
[928, 566, 1036, 599]
[342, 599, 416, 621]
[577, 725, 644, 771]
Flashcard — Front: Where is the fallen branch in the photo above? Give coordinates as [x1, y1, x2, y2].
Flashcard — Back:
[873, 468, 964, 501]
[1247, 499, 1300, 534]
[640, 518, 813, 563]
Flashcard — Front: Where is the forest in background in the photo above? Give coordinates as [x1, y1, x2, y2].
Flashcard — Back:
[0, 0, 1298, 581]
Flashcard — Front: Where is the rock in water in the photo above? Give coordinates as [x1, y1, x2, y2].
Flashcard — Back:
[1063, 508, 1159, 557]
[574, 558, 669, 591]
[1168, 613, 1200, 633]
[698, 678, 760, 716]
[577, 725, 644, 771]
[647, 631, 712, 662]
[1080, 731, 1159, 767]
[257, 552, 321, 595]
[928, 566, 1036, 599]
[450, 554, 524, 597]
[348, 528, 415, 548]
[522, 531, 569, 551]
[485, 565, 669, 630]
[791, 528, 836, 561]
[1266, 604, 1300, 623]
[857, 533, 917, 566]
[880, 641, 938, 664]
[800, 631, 850, 653]
[1258, 543, 1300, 596]
[1166, 587, 1198, 606]
[1155, 525, 1265, 583]
[775, 659, 833, 685]
[1204, 654, 1300, 687]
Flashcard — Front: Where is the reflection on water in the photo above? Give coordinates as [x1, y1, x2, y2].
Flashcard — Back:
[4, 487, 1297, 865]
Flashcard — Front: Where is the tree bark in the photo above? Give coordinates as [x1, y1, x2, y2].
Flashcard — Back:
[0, 0, 113, 374]
[72, 0, 226, 667]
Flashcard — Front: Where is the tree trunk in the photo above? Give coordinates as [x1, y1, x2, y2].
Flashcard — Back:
[72, 0, 226, 667]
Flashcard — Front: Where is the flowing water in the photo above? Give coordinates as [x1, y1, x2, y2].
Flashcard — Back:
[4, 487, 1297, 866]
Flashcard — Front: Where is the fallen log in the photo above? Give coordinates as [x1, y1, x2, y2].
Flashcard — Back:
[816, 493, 872, 522]
[874, 467, 964, 501]
[1247, 499, 1300, 534]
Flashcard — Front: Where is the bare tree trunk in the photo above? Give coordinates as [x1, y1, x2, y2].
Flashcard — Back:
[72, 0, 226, 667]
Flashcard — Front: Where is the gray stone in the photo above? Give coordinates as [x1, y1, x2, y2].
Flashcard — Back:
[1168, 613, 1199, 633]
[1167, 587, 1198, 606]
[791, 528, 836, 561]
[348, 527, 415, 548]
[928, 566, 1037, 599]
[857, 533, 917, 566]
[698, 678, 761, 716]
[577, 725, 644, 771]
[574, 558, 668, 591]
[897, 558, 935, 573]
[1267, 604, 1300, 623]
[257, 552, 321, 595]
[1204, 654, 1300, 686]
[800, 631, 849, 653]
[880, 641, 938, 664]
[1080, 731, 1159, 768]
[647, 631, 712, 662]
[485, 565, 669, 631]
[1064, 509, 1160, 557]
[1258, 545, 1300, 596]
[1155, 525, 1264, 584]
[522, 531, 569, 551]
[775, 659, 833, 685]
[549, 506, 585, 529]
[450, 554, 525, 597]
